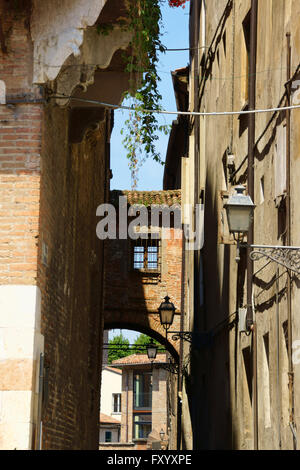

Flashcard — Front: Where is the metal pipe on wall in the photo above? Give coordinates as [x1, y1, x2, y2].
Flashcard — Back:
[247, 0, 258, 450]
[276, 267, 282, 449]
[126, 372, 129, 442]
[285, 32, 297, 450]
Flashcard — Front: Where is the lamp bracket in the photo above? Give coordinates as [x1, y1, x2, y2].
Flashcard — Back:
[161, 362, 179, 374]
[248, 245, 300, 275]
[172, 332, 193, 343]
[171, 331, 213, 349]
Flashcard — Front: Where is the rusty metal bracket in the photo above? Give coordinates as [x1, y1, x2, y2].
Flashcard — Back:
[249, 245, 300, 275]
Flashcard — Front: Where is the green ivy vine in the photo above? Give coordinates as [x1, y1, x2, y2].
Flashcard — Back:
[120, 0, 170, 189]
[98, 0, 172, 189]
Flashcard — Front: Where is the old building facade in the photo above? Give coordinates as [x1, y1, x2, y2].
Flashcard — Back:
[102, 190, 183, 449]
[0, 0, 135, 450]
[103, 190, 183, 359]
[176, 0, 300, 450]
[111, 353, 168, 450]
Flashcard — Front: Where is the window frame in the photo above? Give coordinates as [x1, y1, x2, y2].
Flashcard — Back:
[132, 412, 152, 440]
[112, 393, 121, 414]
[132, 235, 161, 274]
[133, 371, 152, 411]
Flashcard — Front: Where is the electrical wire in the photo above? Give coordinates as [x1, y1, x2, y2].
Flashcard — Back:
[51, 93, 300, 117]
[33, 59, 300, 82]
[164, 46, 208, 51]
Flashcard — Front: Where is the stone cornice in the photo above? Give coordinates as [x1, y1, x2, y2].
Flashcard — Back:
[30, 0, 133, 106]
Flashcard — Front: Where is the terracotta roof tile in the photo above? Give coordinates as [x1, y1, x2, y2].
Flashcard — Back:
[103, 366, 122, 375]
[110, 190, 181, 208]
[100, 413, 121, 425]
[111, 353, 167, 367]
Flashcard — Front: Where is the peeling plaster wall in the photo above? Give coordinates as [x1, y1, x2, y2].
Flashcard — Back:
[31, 0, 107, 83]
[53, 26, 133, 104]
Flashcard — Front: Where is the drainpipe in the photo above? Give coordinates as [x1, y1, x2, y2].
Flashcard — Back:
[276, 268, 282, 448]
[177, 220, 186, 450]
[194, 0, 200, 309]
[247, 0, 258, 450]
[285, 32, 297, 450]
[193, 0, 200, 451]
[126, 372, 129, 443]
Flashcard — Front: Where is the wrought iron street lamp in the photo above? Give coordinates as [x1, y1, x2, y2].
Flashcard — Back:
[158, 296, 210, 346]
[224, 185, 300, 275]
[224, 185, 256, 262]
[224, 185, 256, 235]
[158, 296, 176, 331]
[146, 342, 158, 361]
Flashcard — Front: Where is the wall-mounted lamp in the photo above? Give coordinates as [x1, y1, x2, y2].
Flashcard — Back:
[158, 296, 211, 347]
[147, 342, 158, 361]
[224, 185, 256, 262]
[224, 185, 300, 274]
[224, 185, 255, 234]
[158, 296, 176, 332]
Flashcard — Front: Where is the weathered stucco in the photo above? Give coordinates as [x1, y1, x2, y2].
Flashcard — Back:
[184, 0, 300, 450]
[31, 0, 107, 83]
[53, 26, 133, 104]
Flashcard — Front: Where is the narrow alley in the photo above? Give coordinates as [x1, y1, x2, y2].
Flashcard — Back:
[1, 0, 300, 454]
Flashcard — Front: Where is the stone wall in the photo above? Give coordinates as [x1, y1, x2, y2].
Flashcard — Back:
[187, 0, 300, 450]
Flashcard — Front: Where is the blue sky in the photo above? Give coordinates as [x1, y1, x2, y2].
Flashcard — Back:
[109, 2, 189, 343]
[110, 1, 189, 192]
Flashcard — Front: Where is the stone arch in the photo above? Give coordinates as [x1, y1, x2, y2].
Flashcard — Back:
[104, 320, 180, 363]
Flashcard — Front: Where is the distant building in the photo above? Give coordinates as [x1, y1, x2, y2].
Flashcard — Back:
[100, 366, 122, 447]
[111, 353, 169, 451]
[99, 413, 121, 445]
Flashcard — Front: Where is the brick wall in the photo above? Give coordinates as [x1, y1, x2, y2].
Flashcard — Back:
[0, 1, 110, 449]
[0, 2, 45, 450]
[38, 104, 110, 449]
[0, 0, 41, 285]
[104, 225, 183, 354]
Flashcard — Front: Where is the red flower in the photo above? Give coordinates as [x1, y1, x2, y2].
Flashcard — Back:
[168, 0, 189, 8]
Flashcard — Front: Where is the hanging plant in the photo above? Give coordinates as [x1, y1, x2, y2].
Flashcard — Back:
[99, 0, 189, 189]
[168, 0, 190, 7]
[119, 0, 169, 189]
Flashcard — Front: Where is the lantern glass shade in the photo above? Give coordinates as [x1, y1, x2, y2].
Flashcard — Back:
[226, 205, 255, 233]
[158, 296, 175, 329]
[225, 185, 256, 234]
[147, 342, 158, 360]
